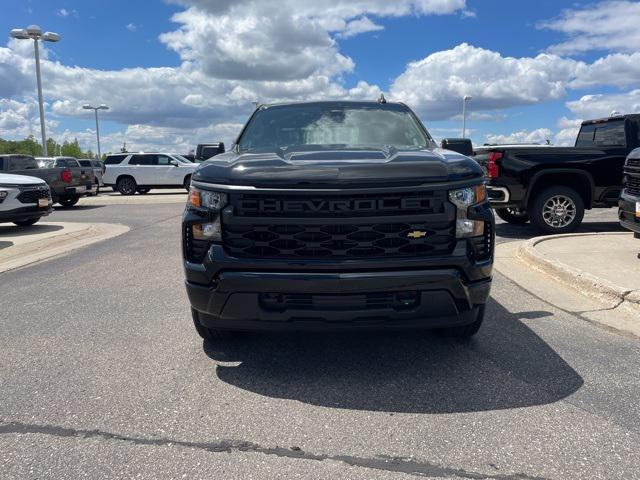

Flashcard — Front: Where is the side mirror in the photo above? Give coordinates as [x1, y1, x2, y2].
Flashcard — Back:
[170, 159, 179, 166]
[441, 138, 473, 157]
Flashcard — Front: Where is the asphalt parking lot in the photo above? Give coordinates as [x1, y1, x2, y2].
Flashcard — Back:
[1, 197, 639, 479]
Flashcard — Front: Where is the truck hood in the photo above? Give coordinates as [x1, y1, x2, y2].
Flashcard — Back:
[193, 147, 483, 188]
[0, 173, 47, 186]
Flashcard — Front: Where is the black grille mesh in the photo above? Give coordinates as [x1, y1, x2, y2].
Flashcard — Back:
[17, 187, 49, 204]
[625, 158, 640, 196]
[224, 221, 455, 259]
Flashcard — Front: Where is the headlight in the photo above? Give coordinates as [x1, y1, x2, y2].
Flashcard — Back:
[187, 187, 228, 211]
[188, 187, 227, 243]
[449, 185, 487, 238]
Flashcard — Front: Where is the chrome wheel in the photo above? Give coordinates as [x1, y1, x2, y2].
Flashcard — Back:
[542, 195, 576, 229]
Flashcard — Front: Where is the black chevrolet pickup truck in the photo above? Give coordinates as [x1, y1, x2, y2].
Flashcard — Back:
[474, 114, 640, 233]
[182, 101, 494, 341]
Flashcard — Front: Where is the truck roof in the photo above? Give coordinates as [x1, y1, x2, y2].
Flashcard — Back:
[258, 100, 408, 109]
[581, 114, 640, 125]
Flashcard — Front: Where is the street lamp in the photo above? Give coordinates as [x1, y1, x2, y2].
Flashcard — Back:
[10, 25, 60, 157]
[462, 95, 472, 138]
[83, 104, 109, 159]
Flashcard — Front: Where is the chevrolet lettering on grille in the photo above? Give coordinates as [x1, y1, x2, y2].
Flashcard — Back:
[238, 197, 434, 215]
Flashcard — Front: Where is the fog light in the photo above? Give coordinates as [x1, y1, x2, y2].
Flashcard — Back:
[456, 219, 484, 237]
[193, 220, 221, 241]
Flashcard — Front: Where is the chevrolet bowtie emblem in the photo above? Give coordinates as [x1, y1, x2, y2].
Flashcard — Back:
[407, 230, 427, 239]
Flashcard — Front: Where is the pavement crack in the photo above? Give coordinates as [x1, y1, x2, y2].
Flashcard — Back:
[0, 420, 547, 480]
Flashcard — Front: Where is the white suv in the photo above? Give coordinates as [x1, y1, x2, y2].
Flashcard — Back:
[102, 153, 198, 195]
[0, 173, 52, 226]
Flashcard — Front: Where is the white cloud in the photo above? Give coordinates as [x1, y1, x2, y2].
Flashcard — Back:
[57, 8, 78, 18]
[160, 0, 466, 81]
[337, 17, 384, 39]
[390, 43, 579, 120]
[0, 98, 59, 139]
[571, 52, 640, 88]
[126, 23, 137, 32]
[566, 90, 640, 119]
[554, 117, 582, 146]
[540, 1, 640, 55]
[485, 128, 553, 145]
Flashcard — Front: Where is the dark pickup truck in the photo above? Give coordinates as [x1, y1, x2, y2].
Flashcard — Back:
[183, 101, 494, 342]
[0, 155, 96, 207]
[474, 114, 640, 233]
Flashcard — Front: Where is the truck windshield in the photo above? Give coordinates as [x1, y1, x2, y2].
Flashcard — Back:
[575, 120, 626, 147]
[237, 103, 430, 152]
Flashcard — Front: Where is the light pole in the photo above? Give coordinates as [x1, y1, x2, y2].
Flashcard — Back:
[83, 104, 109, 159]
[10, 25, 60, 157]
[462, 95, 472, 138]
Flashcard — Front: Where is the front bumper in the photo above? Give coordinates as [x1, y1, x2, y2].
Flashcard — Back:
[185, 241, 493, 332]
[619, 193, 640, 235]
[0, 204, 52, 223]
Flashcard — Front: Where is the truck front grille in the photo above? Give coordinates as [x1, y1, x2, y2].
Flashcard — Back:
[224, 190, 456, 260]
[625, 158, 640, 196]
[17, 186, 50, 204]
[260, 291, 419, 311]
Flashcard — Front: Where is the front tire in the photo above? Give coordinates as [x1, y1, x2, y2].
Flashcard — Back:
[495, 207, 529, 225]
[58, 196, 80, 207]
[13, 218, 40, 227]
[116, 176, 137, 195]
[184, 175, 192, 192]
[440, 305, 485, 338]
[529, 186, 584, 234]
[191, 308, 232, 341]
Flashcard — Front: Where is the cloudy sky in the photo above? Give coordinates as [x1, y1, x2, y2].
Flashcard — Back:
[2, 0, 640, 154]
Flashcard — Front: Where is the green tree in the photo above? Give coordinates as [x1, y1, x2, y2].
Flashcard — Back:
[60, 138, 84, 158]
[0, 136, 95, 158]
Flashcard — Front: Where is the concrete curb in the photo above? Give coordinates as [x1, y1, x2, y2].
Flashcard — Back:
[0, 222, 129, 273]
[517, 232, 640, 312]
[81, 191, 187, 206]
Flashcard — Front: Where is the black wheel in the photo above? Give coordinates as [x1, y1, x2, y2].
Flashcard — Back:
[13, 218, 40, 227]
[137, 188, 150, 194]
[58, 196, 80, 207]
[94, 182, 100, 196]
[116, 176, 137, 195]
[495, 207, 529, 225]
[184, 175, 192, 192]
[191, 308, 232, 341]
[529, 186, 584, 234]
[440, 305, 485, 338]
